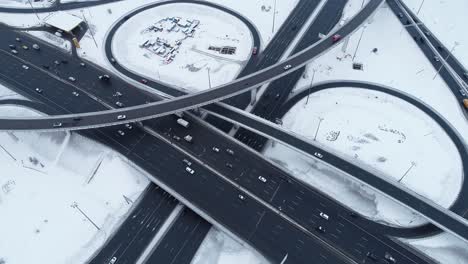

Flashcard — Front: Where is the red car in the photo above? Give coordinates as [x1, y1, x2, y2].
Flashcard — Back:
[332, 34, 342, 43]
[252, 46, 258, 55]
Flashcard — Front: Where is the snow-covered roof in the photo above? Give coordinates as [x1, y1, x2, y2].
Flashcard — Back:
[44, 12, 83, 32]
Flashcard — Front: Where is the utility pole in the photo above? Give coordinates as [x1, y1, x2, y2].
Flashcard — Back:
[27, 0, 41, 21]
[305, 69, 316, 105]
[81, 10, 98, 48]
[71, 202, 100, 231]
[433, 42, 459, 80]
[272, 0, 277, 34]
[313, 117, 324, 141]
[398, 162, 416, 183]
[416, 0, 425, 15]
[207, 67, 212, 89]
[353, 26, 366, 61]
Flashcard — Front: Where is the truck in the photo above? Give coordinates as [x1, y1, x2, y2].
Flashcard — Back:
[177, 118, 189, 128]
[464, 99, 468, 109]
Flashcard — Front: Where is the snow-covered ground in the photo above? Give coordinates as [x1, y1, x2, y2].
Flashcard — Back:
[403, 0, 468, 69]
[0, 105, 149, 264]
[263, 1, 468, 262]
[112, 3, 253, 92]
[0, 81, 24, 100]
[0, 0, 54, 8]
[192, 228, 269, 264]
[265, 88, 462, 227]
[27, 30, 72, 53]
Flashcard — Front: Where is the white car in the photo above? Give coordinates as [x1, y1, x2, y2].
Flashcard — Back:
[125, 123, 133, 129]
[72, 91, 79, 97]
[117, 115, 126, 120]
[238, 194, 245, 201]
[117, 130, 125, 136]
[182, 159, 192, 166]
[319, 212, 329, 220]
[212, 146, 220, 152]
[53, 122, 62, 128]
[22, 65, 29, 70]
[68, 76, 76, 82]
[109, 257, 117, 264]
[185, 166, 195, 174]
[314, 152, 323, 159]
[258, 176, 267, 183]
[283, 64, 292, 70]
[226, 149, 234, 155]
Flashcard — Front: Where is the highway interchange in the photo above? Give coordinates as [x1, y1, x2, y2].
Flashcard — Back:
[0, 0, 467, 263]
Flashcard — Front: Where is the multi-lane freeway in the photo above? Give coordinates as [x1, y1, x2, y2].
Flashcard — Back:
[1, 0, 466, 263]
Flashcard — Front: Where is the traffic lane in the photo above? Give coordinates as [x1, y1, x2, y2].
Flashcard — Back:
[0, 32, 151, 107]
[386, 0, 465, 102]
[0, 52, 106, 114]
[270, 183, 429, 264]
[128, 133, 265, 237]
[0, 0, 384, 130]
[145, 208, 211, 264]
[126, 133, 354, 263]
[250, 210, 349, 264]
[209, 101, 468, 243]
[90, 185, 177, 264]
[143, 115, 283, 202]
[114, 193, 178, 264]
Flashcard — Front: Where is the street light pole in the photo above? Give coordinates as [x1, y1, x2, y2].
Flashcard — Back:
[272, 0, 277, 34]
[352, 26, 366, 61]
[433, 42, 459, 80]
[26, 0, 41, 21]
[398, 162, 416, 183]
[313, 117, 324, 141]
[306, 69, 316, 105]
[207, 67, 212, 89]
[416, 0, 425, 15]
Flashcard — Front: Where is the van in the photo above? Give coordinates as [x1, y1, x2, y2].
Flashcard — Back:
[177, 118, 189, 128]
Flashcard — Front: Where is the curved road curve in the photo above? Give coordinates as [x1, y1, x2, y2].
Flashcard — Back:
[0, 0, 385, 130]
[203, 80, 468, 243]
[275, 81, 468, 238]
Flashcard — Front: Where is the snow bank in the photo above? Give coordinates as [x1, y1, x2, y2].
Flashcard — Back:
[0, 105, 149, 264]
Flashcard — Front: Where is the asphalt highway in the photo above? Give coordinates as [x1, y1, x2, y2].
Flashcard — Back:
[0, 0, 385, 130]
[0, 0, 123, 13]
[234, 0, 348, 150]
[144, 208, 211, 264]
[0, 28, 436, 264]
[205, 80, 468, 244]
[387, 0, 468, 109]
[0, 32, 358, 264]
[89, 185, 178, 264]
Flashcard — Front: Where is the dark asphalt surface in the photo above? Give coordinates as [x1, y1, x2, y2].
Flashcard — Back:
[0, 0, 122, 13]
[0, 22, 438, 264]
[0, 0, 385, 129]
[144, 208, 211, 264]
[0, 31, 356, 264]
[387, 0, 468, 109]
[90, 185, 178, 264]
[234, 0, 348, 150]
[206, 80, 468, 244]
[204, 0, 323, 131]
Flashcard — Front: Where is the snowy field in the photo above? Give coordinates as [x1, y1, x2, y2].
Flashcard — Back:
[0, 0, 54, 8]
[265, 88, 462, 227]
[403, 0, 468, 69]
[0, 105, 149, 264]
[263, 1, 468, 263]
[112, 3, 253, 92]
